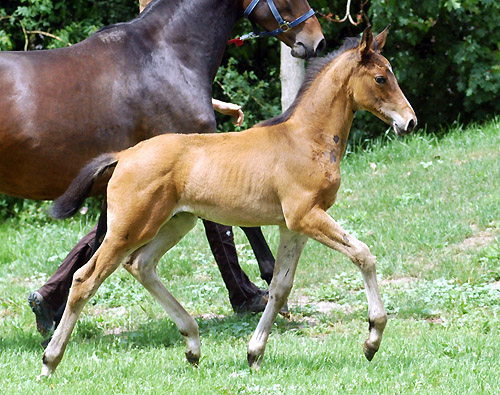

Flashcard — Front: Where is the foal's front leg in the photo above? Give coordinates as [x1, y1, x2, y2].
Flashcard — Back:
[288, 207, 387, 361]
[247, 227, 307, 368]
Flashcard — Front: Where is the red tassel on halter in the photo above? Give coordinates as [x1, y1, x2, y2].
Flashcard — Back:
[227, 38, 244, 46]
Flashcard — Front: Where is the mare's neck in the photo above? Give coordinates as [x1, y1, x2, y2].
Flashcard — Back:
[134, 0, 242, 80]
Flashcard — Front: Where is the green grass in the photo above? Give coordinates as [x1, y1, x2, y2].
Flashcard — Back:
[1, 119, 499, 394]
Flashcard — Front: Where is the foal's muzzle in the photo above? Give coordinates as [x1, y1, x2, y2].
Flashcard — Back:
[393, 117, 417, 136]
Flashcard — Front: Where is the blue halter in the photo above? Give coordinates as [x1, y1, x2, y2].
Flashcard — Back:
[229, 0, 316, 45]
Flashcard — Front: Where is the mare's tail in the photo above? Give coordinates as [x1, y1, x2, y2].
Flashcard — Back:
[50, 153, 118, 219]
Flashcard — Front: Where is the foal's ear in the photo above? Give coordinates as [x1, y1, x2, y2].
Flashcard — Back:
[374, 25, 390, 52]
[359, 26, 373, 60]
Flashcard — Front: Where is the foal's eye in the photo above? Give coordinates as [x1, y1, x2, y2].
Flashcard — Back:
[375, 76, 386, 85]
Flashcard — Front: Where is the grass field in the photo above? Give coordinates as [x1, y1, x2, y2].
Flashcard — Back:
[0, 119, 499, 394]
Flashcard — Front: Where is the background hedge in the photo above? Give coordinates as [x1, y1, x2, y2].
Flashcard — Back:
[1, 0, 498, 135]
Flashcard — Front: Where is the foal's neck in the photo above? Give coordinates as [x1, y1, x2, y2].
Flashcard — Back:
[134, 0, 242, 80]
[289, 58, 356, 161]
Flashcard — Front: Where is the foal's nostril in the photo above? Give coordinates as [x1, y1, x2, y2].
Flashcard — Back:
[315, 38, 326, 56]
[406, 119, 416, 133]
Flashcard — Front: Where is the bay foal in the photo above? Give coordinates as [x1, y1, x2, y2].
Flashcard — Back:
[42, 27, 416, 376]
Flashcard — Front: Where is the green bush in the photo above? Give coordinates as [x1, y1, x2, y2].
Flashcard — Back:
[217, 0, 500, 135]
[0, 0, 136, 50]
[1, 1, 498, 134]
[369, 0, 500, 129]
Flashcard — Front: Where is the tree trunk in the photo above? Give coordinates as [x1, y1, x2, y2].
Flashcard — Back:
[280, 42, 306, 111]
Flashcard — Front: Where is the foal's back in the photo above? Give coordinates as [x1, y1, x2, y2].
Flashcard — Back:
[111, 127, 290, 227]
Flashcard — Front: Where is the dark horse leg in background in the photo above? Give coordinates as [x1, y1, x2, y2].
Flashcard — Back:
[241, 227, 274, 284]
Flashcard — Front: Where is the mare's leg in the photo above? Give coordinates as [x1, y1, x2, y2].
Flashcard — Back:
[247, 227, 308, 368]
[240, 227, 275, 285]
[288, 207, 387, 361]
[39, 239, 130, 378]
[123, 213, 200, 364]
[32, 200, 108, 335]
[30, 226, 97, 337]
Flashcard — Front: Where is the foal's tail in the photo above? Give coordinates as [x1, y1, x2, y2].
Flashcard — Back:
[50, 153, 118, 219]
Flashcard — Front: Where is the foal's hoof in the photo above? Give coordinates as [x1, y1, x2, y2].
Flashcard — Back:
[37, 364, 53, 380]
[363, 340, 378, 361]
[185, 351, 200, 366]
[247, 352, 263, 369]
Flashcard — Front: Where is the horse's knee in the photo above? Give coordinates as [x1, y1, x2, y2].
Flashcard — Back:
[270, 276, 294, 303]
[352, 241, 376, 271]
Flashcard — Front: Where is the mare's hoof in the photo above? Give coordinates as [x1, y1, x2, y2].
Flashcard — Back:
[185, 351, 200, 366]
[28, 292, 55, 337]
[278, 304, 291, 319]
[363, 340, 377, 361]
[234, 290, 290, 318]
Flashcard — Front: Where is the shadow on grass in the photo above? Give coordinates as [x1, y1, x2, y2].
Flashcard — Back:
[0, 328, 47, 352]
[70, 314, 286, 349]
[1, 311, 336, 353]
[0, 304, 373, 359]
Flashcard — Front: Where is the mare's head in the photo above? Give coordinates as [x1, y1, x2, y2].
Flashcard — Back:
[347, 26, 417, 135]
[243, 0, 325, 59]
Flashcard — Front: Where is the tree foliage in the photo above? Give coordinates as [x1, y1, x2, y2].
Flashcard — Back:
[369, 0, 500, 131]
[0, 0, 498, 133]
[0, 0, 136, 50]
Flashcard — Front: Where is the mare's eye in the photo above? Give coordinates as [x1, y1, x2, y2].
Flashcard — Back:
[375, 76, 386, 85]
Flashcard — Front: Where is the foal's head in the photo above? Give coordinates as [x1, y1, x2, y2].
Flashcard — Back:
[348, 27, 417, 135]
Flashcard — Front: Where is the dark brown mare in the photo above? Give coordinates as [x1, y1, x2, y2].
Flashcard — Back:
[0, 0, 323, 199]
[0, 0, 324, 318]
[40, 27, 416, 377]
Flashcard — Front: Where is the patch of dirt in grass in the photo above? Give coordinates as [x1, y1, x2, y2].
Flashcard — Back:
[425, 316, 444, 324]
[490, 281, 500, 290]
[293, 295, 341, 312]
[197, 313, 226, 320]
[453, 226, 497, 251]
[104, 327, 130, 336]
[283, 296, 355, 328]
[380, 276, 418, 286]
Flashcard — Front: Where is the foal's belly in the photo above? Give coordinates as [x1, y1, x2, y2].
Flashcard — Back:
[174, 200, 286, 228]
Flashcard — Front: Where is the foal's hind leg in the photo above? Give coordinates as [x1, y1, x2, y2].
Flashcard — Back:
[39, 240, 130, 378]
[122, 213, 200, 365]
[247, 227, 307, 368]
[287, 207, 387, 361]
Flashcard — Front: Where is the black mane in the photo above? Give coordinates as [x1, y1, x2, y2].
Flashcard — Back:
[258, 37, 361, 127]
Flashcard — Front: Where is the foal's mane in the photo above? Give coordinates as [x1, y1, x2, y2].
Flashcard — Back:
[258, 37, 363, 127]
